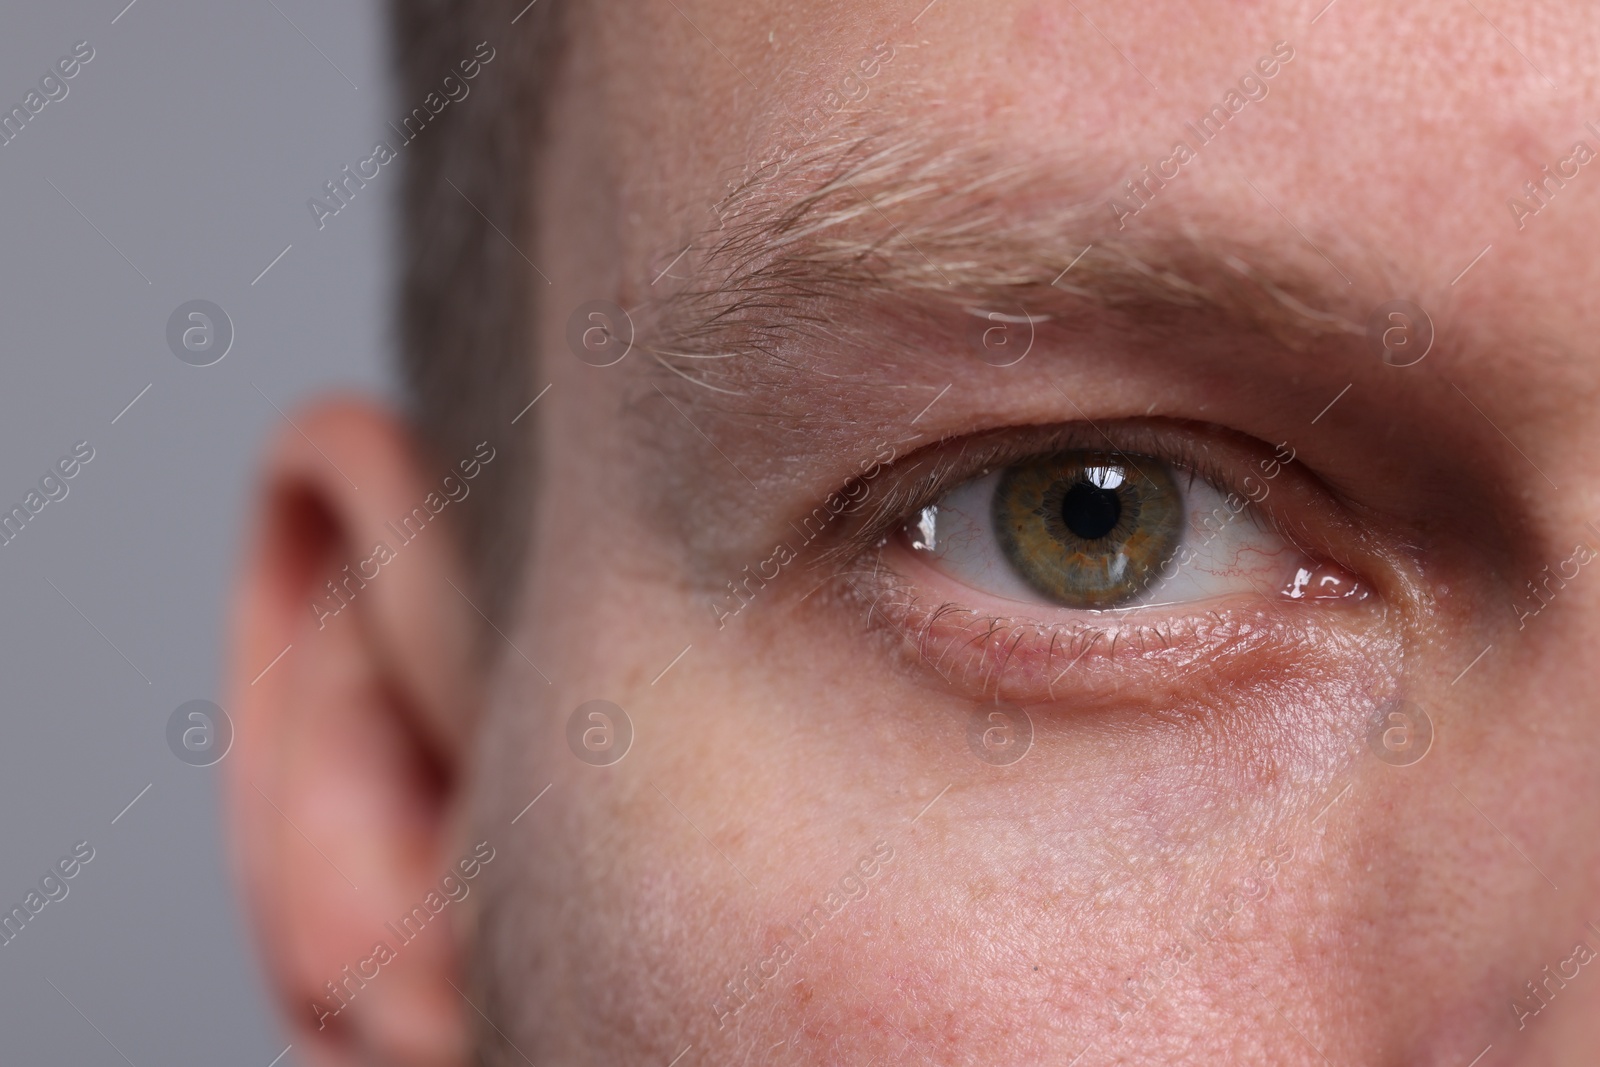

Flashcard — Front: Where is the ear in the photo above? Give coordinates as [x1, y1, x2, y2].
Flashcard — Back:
[223, 399, 485, 1067]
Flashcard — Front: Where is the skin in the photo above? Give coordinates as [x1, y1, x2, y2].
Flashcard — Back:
[228, 1, 1600, 1064]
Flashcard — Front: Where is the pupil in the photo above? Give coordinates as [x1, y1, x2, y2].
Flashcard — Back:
[1061, 480, 1121, 540]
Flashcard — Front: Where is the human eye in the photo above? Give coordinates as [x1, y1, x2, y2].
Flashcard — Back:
[833, 421, 1394, 702]
[903, 441, 1359, 613]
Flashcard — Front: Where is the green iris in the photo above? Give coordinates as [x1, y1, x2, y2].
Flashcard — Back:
[992, 451, 1184, 609]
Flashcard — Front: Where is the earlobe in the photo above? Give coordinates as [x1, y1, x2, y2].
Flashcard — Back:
[223, 398, 482, 1067]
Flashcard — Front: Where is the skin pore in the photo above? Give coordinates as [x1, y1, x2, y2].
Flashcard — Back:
[228, 1, 1600, 1065]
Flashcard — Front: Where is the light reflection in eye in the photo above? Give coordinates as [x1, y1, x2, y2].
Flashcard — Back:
[899, 449, 1348, 612]
[1086, 465, 1124, 491]
[911, 505, 938, 552]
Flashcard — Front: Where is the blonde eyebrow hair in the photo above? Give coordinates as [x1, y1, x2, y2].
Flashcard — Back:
[639, 132, 1374, 388]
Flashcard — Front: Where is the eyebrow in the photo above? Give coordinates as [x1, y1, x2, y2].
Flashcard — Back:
[639, 133, 1375, 384]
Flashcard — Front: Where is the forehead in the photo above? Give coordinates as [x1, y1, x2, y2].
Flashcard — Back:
[588, 0, 1600, 370]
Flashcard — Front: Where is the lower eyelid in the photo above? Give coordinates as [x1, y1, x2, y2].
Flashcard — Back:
[841, 558, 1386, 707]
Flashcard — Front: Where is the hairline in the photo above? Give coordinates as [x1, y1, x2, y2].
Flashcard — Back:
[393, 0, 567, 636]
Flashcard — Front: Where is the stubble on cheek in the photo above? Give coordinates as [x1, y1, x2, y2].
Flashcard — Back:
[464, 590, 1412, 1066]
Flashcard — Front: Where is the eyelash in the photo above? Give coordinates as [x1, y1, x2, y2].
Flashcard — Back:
[807, 420, 1382, 700]
[827, 420, 1306, 567]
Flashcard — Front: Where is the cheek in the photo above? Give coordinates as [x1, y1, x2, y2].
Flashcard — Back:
[490, 599, 1418, 1063]
[494, 488, 1567, 1065]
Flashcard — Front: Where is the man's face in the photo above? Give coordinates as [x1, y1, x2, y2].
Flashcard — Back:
[231, 2, 1600, 1065]
[493, 1, 1600, 1063]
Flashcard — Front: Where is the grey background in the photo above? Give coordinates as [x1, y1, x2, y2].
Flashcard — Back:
[0, 0, 394, 1062]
